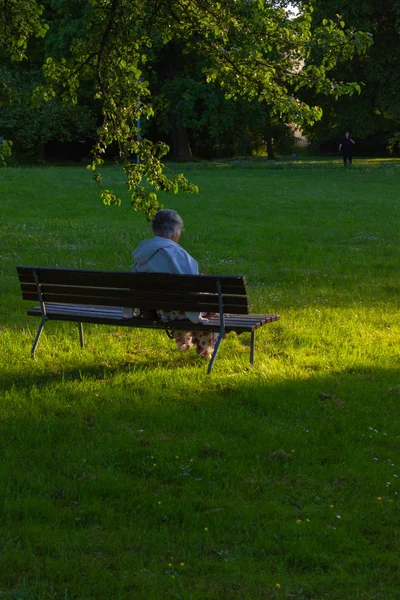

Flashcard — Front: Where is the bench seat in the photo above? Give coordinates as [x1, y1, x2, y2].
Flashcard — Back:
[27, 303, 278, 333]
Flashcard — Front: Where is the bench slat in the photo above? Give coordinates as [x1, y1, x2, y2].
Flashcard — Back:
[27, 303, 276, 322]
[17, 267, 247, 295]
[20, 292, 249, 314]
[20, 283, 248, 305]
[27, 304, 279, 332]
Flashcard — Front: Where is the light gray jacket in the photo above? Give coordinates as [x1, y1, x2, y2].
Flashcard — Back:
[132, 236, 207, 324]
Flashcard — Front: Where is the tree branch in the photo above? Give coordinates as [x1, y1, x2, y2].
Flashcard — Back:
[96, 0, 121, 86]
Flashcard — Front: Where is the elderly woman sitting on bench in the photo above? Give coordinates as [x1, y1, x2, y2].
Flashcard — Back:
[124, 209, 219, 358]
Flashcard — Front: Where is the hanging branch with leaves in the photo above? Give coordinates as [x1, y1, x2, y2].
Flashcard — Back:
[0, 0, 372, 218]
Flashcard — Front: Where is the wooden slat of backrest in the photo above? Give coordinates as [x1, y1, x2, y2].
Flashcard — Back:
[20, 284, 221, 302]
[19, 286, 249, 313]
[17, 267, 247, 296]
[17, 267, 249, 313]
[20, 284, 248, 305]
[16, 266, 248, 293]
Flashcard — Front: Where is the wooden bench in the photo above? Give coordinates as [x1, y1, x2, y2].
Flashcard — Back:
[17, 266, 280, 374]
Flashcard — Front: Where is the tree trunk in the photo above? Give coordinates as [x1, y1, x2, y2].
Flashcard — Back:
[265, 128, 275, 160]
[263, 108, 275, 160]
[165, 43, 192, 160]
[169, 113, 192, 160]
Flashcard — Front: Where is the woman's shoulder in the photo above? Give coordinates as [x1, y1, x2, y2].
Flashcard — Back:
[164, 243, 198, 274]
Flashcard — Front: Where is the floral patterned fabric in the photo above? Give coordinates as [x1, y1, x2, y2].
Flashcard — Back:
[157, 310, 221, 358]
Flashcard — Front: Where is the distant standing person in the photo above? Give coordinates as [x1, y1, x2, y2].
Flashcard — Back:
[339, 131, 355, 166]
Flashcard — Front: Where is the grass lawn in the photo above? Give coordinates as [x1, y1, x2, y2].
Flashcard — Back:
[0, 158, 399, 599]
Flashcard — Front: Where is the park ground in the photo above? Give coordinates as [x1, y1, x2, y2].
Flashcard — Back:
[0, 157, 399, 599]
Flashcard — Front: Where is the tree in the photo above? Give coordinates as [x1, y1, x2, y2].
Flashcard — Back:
[147, 43, 291, 160]
[300, 0, 400, 149]
[0, 0, 372, 217]
[0, 65, 97, 162]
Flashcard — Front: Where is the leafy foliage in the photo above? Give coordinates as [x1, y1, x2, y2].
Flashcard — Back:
[0, 66, 97, 162]
[388, 132, 400, 154]
[0, 138, 12, 166]
[148, 46, 292, 159]
[0, 0, 49, 60]
[300, 0, 400, 147]
[0, 0, 372, 216]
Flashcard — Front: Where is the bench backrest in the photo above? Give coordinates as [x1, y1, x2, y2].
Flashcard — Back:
[17, 266, 249, 315]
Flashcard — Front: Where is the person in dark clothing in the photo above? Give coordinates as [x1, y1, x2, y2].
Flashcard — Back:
[339, 131, 355, 166]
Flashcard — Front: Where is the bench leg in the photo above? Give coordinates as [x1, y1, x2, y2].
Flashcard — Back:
[78, 322, 85, 348]
[31, 316, 47, 359]
[250, 331, 255, 366]
[207, 331, 224, 375]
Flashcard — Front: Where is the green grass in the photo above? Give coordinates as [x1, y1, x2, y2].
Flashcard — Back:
[0, 158, 399, 599]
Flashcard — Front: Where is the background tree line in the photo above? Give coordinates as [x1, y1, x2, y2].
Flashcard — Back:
[2, 0, 394, 165]
[0, 0, 393, 214]
[0, 18, 293, 163]
[301, 0, 400, 155]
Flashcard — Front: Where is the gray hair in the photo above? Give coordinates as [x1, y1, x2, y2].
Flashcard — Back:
[152, 209, 183, 239]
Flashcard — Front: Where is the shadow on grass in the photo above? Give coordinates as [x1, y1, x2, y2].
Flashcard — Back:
[1, 361, 399, 599]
